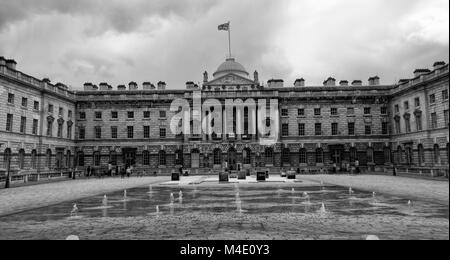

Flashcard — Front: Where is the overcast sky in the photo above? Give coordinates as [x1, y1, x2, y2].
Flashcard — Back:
[0, 0, 448, 89]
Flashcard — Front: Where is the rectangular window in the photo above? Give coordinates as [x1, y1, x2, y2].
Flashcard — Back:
[405, 118, 411, 133]
[33, 101, 40, 110]
[111, 111, 118, 119]
[348, 122, 355, 136]
[315, 123, 322, 136]
[443, 90, 449, 101]
[95, 111, 102, 120]
[404, 101, 409, 111]
[381, 107, 388, 115]
[298, 123, 305, 136]
[282, 124, 289, 137]
[21, 97, 28, 108]
[47, 121, 53, 136]
[364, 107, 371, 115]
[67, 124, 72, 139]
[95, 126, 102, 139]
[395, 105, 400, 113]
[382, 122, 389, 135]
[395, 119, 401, 134]
[128, 111, 134, 119]
[414, 97, 421, 107]
[7, 93, 14, 104]
[144, 126, 150, 138]
[297, 109, 305, 117]
[59, 107, 64, 117]
[444, 110, 449, 126]
[48, 104, 53, 113]
[57, 123, 63, 138]
[416, 115, 423, 131]
[127, 126, 134, 139]
[430, 94, 436, 104]
[6, 114, 13, 131]
[331, 123, 338, 136]
[20, 117, 26, 133]
[347, 107, 354, 115]
[365, 125, 372, 135]
[160, 128, 166, 138]
[331, 108, 338, 116]
[160, 111, 166, 118]
[79, 112, 86, 120]
[281, 109, 289, 117]
[32, 119, 38, 135]
[314, 108, 321, 116]
[111, 126, 118, 139]
[431, 113, 438, 129]
[79, 127, 85, 140]
[68, 110, 72, 119]
[143, 111, 151, 119]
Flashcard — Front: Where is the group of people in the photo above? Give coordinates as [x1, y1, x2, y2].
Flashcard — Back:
[84, 165, 148, 179]
[331, 160, 361, 174]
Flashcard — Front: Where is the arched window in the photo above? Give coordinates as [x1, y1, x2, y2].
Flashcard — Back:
[18, 149, 25, 169]
[143, 151, 150, 166]
[282, 148, 290, 165]
[384, 147, 391, 164]
[299, 149, 307, 164]
[175, 150, 183, 166]
[213, 149, 222, 165]
[110, 151, 117, 166]
[418, 144, 425, 166]
[66, 150, 72, 169]
[367, 148, 374, 164]
[93, 152, 100, 166]
[77, 152, 85, 167]
[397, 146, 403, 164]
[3, 148, 12, 169]
[349, 148, 357, 163]
[31, 150, 37, 169]
[243, 148, 251, 165]
[316, 148, 324, 164]
[46, 149, 52, 168]
[159, 150, 166, 166]
[265, 148, 274, 165]
[434, 144, 440, 164]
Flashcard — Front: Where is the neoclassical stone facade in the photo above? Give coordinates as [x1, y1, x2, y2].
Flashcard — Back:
[0, 56, 448, 177]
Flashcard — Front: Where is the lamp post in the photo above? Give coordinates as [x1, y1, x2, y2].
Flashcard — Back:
[5, 153, 11, 189]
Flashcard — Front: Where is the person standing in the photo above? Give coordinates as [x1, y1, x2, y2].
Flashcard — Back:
[393, 167, 397, 176]
[86, 165, 91, 178]
[355, 160, 360, 174]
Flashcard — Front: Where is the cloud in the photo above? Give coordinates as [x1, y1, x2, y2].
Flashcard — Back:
[0, 0, 448, 89]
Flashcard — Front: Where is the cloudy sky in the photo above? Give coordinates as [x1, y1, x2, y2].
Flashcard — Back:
[0, 0, 448, 89]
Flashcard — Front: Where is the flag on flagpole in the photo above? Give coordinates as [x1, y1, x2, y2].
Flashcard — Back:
[218, 22, 230, 31]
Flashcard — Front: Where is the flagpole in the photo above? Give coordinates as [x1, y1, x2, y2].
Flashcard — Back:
[228, 21, 232, 58]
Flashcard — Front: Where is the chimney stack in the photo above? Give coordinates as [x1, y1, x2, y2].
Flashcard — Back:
[294, 78, 305, 87]
[186, 81, 196, 89]
[117, 85, 126, 91]
[267, 79, 284, 88]
[433, 61, 446, 70]
[339, 80, 349, 86]
[368, 76, 380, 86]
[323, 77, 336, 87]
[203, 71, 209, 83]
[352, 80, 362, 86]
[99, 82, 112, 91]
[129, 82, 138, 90]
[157, 81, 166, 90]
[83, 82, 97, 91]
[0, 57, 6, 66]
[5, 59, 17, 70]
[143, 82, 155, 90]
[413, 69, 430, 78]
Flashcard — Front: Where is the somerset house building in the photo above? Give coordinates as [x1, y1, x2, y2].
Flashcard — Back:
[0, 55, 449, 178]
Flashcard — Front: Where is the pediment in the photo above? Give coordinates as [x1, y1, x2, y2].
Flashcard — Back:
[205, 73, 257, 86]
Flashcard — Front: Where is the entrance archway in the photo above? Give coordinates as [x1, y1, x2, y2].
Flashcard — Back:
[191, 149, 200, 168]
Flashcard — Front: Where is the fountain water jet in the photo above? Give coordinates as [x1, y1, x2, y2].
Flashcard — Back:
[70, 204, 78, 217]
[349, 188, 354, 194]
[319, 203, 327, 214]
[102, 195, 108, 206]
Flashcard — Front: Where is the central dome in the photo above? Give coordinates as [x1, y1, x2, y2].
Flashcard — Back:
[213, 58, 249, 79]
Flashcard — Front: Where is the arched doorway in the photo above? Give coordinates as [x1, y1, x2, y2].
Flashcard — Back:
[228, 147, 237, 170]
[191, 149, 200, 168]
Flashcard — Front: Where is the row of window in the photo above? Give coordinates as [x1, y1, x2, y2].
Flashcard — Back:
[6, 114, 39, 135]
[78, 126, 167, 140]
[394, 90, 449, 114]
[394, 110, 449, 134]
[7, 93, 73, 118]
[2, 149, 72, 169]
[281, 107, 387, 117]
[80, 110, 167, 120]
[281, 122, 389, 137]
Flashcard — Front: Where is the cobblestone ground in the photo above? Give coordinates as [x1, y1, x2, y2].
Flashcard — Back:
[298, 175, 449, 206]
[0, 212, 447, 240]
[0, 177, 169, 216]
